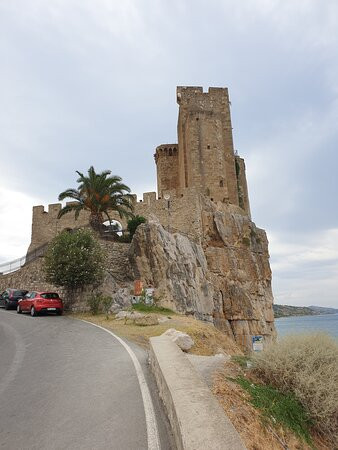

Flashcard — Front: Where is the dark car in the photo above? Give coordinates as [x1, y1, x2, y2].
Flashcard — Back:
[0, 289, 29, 310]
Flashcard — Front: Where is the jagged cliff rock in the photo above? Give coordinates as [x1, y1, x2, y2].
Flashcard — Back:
[130, 216, 215, 319]
[129, 200, 276, 352]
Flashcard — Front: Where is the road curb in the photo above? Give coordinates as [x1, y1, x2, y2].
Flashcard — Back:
[149, 335, 246, 450]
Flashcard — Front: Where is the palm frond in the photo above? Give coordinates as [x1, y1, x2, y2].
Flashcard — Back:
[57, 203, 84, 219]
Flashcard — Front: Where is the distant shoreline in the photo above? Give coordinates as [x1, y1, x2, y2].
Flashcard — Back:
[273, 304, 338, 319]
[275, 312, 338, 320]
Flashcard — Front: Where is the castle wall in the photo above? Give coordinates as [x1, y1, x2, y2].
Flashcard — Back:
[0, 241, 132, 309]
[154, 144, 179, 197]
[235, 156, 251, 218]
[176, 87, 239, 204]
[28, 203, 130, 253]
[27, 188, 204, 252]
[135, 188, 203, 241]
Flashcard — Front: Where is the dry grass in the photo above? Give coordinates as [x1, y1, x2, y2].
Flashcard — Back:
[72, 312, 242, 355]
[252, 334, 338, 445]
[213, 362, 332, 450]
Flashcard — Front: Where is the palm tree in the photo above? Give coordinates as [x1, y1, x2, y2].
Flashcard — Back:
[57, 166, 134, 230]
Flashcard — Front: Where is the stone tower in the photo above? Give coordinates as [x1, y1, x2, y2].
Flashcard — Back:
[155, 86, 251, 216]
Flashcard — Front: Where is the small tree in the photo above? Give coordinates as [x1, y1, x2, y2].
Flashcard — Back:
[127, 215, 146, 239]
[44, 229, 106, 306]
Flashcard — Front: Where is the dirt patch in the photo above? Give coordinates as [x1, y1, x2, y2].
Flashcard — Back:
[72, 312, 242, 356]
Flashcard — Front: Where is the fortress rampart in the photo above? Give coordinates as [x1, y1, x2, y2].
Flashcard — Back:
[28, 86, 251, 251]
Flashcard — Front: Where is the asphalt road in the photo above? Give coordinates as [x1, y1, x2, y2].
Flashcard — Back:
[0, 309, 175, 450]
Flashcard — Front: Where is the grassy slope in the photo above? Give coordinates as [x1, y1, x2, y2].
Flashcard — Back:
[72, 311, 242, 356]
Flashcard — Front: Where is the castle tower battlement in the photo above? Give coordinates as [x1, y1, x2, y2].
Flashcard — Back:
[175, 86, 239, 205]
[154, 144, 179, 198]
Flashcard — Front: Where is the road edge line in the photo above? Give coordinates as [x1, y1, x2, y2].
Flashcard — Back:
[79, 319, 161, 450]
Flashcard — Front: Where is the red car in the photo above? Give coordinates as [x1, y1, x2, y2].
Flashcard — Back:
[17, 292, 63, 316]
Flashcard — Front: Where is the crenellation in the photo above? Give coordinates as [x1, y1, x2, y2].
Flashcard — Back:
[48, 203, 62, 215]
[142, 192, 157, 205]
[33, 205, 45, 215]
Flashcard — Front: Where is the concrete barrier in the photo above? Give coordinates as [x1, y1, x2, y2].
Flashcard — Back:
[149, 335, 246, 450]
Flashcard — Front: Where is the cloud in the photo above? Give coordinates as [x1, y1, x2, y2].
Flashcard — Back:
[270, 228, 338, 307]
[0, 0, 337, 307]
[0, 188, 42, 264]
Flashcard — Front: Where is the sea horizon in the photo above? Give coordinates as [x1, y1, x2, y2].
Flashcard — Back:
[275, 313, 338, 339]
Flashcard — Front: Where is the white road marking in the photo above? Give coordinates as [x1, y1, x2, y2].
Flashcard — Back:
[80, 319, 161, 450]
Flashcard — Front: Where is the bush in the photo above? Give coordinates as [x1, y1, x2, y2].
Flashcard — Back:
[87, 294, 101, 315]
[127, 216, 146, 239]
[44, 229, 106, 290]
[101, 295, 113, 319]
[87, 294, 112, 317]
[252, 333, 338, 442]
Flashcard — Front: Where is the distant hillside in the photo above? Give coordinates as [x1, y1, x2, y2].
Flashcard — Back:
[273, 304, 318, 318]
[308, 305, 338, 315]
[273, 304, 338, 318]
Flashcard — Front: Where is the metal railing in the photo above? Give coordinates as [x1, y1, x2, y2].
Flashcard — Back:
[0, 242, 49, 275]
[0, 226, 129, 275]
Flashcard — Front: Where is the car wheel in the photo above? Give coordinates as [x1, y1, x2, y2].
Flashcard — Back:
[30, 306, 37, 317]
[56, 309, 63, 316]
[5, 302, 10, 310]
[17, 305, 22, 314]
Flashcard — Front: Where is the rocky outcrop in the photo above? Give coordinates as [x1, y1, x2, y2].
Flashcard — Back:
[129, 216, 215, 320]
[129, 198, 276, 352]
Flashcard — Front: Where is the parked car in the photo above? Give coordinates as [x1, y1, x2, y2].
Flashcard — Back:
[0, 289, 29, 310]
[17, 292, 63, 316]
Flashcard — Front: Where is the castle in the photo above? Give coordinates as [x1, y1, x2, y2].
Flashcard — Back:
[24, 86, 275, 351]
[29, 87, 251, 250]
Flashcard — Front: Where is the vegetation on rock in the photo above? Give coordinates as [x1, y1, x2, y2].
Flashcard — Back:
[57, 166, 133, 230]
[127, 215, 146, 239]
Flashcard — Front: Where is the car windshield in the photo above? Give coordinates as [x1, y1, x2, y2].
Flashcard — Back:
[40, 293, 59, 299]
[14, 290, 28, 296]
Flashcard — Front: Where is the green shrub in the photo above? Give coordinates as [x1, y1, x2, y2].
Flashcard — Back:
[127, 216, 146, 239]
[101, 295, 113, 319]
[87, 294, 101, 315]
[44, 229, 105, 290]
[86, 294, 112, 317]
[252, 333, 338, 443]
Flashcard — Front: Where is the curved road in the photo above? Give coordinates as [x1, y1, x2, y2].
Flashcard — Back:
[0, 310, 174, 450]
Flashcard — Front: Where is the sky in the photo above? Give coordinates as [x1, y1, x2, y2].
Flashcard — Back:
[0, 0, 337, 308]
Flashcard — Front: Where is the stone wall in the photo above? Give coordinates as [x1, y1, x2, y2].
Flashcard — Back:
[0, 241, 132, 311]
[28, 188, 204, 251]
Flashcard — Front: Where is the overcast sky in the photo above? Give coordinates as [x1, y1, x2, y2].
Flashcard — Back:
[0, 0, 337, 308]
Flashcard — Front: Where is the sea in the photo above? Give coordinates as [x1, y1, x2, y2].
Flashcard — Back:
[275, 314, 338, 339]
